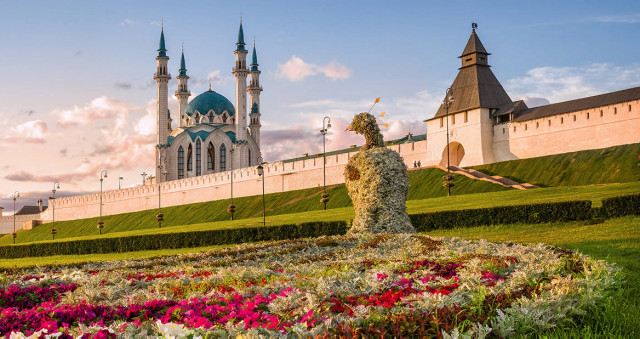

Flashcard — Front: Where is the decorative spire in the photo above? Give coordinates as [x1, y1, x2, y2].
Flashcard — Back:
[251, 39, 259, 71]
[236, 19, 246, 51]
[179, 44, 187, 76]
[158, 22, 167, 57]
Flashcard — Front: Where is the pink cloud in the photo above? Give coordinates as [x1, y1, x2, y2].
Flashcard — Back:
[56, 96, 141, 127]
[2, 120, 48, 144]
[277, 56, 352, 82]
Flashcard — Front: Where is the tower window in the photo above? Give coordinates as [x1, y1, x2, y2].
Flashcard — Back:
[573, 115, 576, 121]
[536, 122, 539, 128]
[513, 126, 516, 132]
[440, 118, 443, 128]
[502, 128, 505, 134]
[548, 120, 551, 126]
[195, 139, 202, 176]
[614, 107, 617, 114]
[178, 146, 185, 179]
[561, 117, 564, 124]
[525, 124, 528, 131]
[248, 149, 252, 166]
[207, 142, 215, 171]
[451, 114, 456, 125]
[464, 111, 468, 123]
[220, 144, 227, 171]
[600, 110, 603, 117]
[587, 112, 590, 119]
[629, 105, 632, 112]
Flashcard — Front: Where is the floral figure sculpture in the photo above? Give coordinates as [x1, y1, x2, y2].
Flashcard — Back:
[344, 110, 415, 234]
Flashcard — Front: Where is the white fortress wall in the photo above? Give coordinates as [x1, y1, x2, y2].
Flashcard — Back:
[38, 140, 428, 223]
[492, 100, 640, 162]
[0, 214, 43, 234]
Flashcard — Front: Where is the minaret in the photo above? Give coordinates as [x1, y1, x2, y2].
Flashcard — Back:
[175, 45, 191, 128]
[248, 40, 262, 148]
[232, 20, 250, 168]
[154, 25, 171, 182]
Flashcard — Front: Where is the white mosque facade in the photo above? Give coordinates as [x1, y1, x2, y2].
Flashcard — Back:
[2, 25, 640, 232]
[155, 22, 262, 183]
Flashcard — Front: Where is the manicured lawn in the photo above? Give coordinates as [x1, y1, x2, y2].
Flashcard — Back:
[426, 216, 640, 337]
[2, 181, 639, 250]
[472, 142, 640, 187]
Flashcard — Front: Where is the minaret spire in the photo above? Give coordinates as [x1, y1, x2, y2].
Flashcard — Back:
[154, 25, 171, 182]
[233, 18, 250, 168]
[175, 43, 191, 128]
[248, 38, 263, 150]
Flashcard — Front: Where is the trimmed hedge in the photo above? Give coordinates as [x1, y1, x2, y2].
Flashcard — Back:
[601, 193, 640, 218]
[410, 200, 592, 232]
[0, 221, 348, 259]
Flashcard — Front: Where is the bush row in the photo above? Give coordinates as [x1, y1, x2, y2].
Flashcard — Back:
[410, 200, 592, 232]
[0, 221, 348, 259]
[601, 193, 640, 218]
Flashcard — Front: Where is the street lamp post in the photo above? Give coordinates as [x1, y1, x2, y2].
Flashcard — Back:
[98, 169, 107, 234]
[228, 146, 236, 220]
[320, 116, 332, 210]
[119, 177, 123, 190]
[11, 191, 19, 244]
[51, 182, 60, 240]
[141, 172, 148, 185]
[442, 88, 455, 196]
[157, 156, 166, 228]
[257, 156, 266, 227]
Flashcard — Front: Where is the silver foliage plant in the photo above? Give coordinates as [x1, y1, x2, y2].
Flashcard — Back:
[344, 112, 415, 234]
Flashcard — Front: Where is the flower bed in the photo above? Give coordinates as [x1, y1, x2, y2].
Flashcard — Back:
[0, 234, 618, 338]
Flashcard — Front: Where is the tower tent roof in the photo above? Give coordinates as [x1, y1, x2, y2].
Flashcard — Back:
[433, 28, 511, 118]
[460, 29, 488, 57]
[251, 43, 259, 71]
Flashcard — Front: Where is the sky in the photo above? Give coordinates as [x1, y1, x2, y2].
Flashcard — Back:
[1, 0, 640, 213]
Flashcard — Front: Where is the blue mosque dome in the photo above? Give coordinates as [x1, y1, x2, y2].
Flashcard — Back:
[185, 89, 236, 117]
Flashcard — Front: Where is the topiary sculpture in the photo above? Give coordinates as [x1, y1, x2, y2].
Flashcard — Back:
[344, 112, 415, 234]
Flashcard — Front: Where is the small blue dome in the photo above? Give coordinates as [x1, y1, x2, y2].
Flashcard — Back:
[185, 90, 235, 117]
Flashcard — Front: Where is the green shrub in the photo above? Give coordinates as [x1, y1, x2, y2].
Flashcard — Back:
[601, 193, 640, 218]
[0, 221, 347, 259]
[410, 200, 592, 231]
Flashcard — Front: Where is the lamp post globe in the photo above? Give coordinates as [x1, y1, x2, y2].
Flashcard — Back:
[98, 170, 107, 234]
[51, 182, 60, 240]
[228, 146, 236, 220]
[257, 156, 266, 227]
[443, 88, 455, 196]
[11, 191, 19, 244]
[320, 116, 332, 210]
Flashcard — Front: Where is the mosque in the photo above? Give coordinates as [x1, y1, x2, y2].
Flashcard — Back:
[154, 21, 263, 182]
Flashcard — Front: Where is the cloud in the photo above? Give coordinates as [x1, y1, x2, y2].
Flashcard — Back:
[2, 120, 48, 144]
[115, 82, 132, 90]
[120, 19, 134, 26]
[74, 50, 83, 57]
[20, 109, 35, 116]
[56, 96, 141, 128]
[277, 55, 352, 82]
[59, 148, 68, 156]
[594, 13, 640, 23]
[506, 63, 640, 104]
[319, 61, 352, 80]
[189, 70, 234, 88]
[0, 189, 94, 215]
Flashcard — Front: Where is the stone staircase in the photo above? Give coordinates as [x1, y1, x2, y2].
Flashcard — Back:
[429, 165, 538, 190]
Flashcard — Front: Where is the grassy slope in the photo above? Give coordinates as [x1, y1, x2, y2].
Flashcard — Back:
[426, 216, 640, 337]
[3, 181, 639, 246]
[0, 167, 509, 245]
[472, 142, 640, 187]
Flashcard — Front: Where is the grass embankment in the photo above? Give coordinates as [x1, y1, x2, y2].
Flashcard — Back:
[426, 216, 640, 338]
[472, 142, 640, 187]
[1, 167, 509, 245]
[3, 181, 639, 247]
